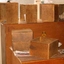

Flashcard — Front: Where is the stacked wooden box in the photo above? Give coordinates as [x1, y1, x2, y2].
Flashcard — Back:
[20, 4, 64, 23]
[12, 29, 33, 51]
[40, 4, 64, 22]
[0, 3, 18, 24]
[20, 4, 37, 23]
[40, 4, 56, 22]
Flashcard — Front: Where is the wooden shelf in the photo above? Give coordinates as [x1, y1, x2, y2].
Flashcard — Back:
[1, 22, 64, 64]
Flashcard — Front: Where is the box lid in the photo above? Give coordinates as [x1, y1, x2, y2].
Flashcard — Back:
[31, 37, 58, 44]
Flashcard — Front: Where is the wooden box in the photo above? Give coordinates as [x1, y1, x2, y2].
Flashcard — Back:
[40, 4, 55, 22]
[12, 29, 33, 51]
[20, 4, 37, 23]
[0, 3, 18, 23]
[30, 37, 59, 59]
[6, 3, 18, 24]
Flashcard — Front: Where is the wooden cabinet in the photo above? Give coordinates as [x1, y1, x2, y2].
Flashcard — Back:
[0, 3, 18, 23]
[1, 22, 64, 64]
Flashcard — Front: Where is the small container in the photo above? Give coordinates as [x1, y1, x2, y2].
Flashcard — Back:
[30, 37, 59, 59]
